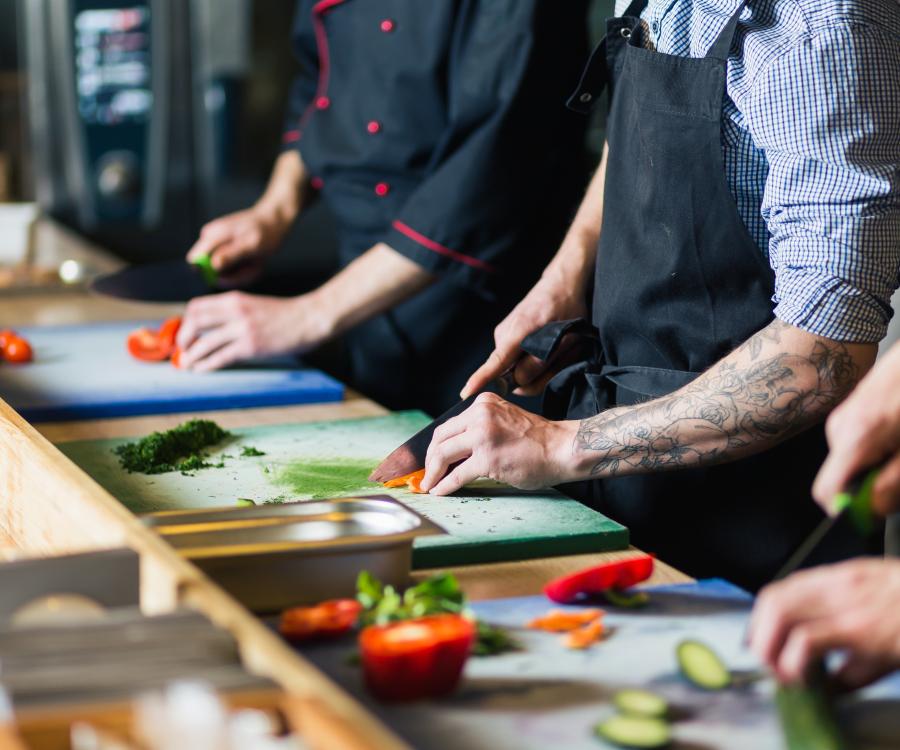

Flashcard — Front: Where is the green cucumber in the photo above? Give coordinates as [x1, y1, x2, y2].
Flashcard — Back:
[605, 590, 650, 608]
[775, 678, 846, 750]
[613, 689, 668, 719]
[676, 640, 731, 690]
[191, 253, 218, 286]
[595, 715, 671, 748]
[236, 497, 256, 507]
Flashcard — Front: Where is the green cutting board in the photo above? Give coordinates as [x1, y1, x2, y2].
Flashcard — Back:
[56, 412, 628, 567]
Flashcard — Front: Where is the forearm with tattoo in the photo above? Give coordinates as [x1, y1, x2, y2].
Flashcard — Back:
[573, 320, 874, 478]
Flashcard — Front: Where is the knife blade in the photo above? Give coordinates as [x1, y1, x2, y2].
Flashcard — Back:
[771, 467, 879, 583]
[368, 371, 516, 483]
[91, 258, 217, 302]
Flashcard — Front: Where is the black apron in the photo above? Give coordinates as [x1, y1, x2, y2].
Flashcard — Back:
[537, 0, 880, 592]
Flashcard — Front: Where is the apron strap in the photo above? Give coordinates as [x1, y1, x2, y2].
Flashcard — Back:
[705, 0, 747, 61]
[621, 0, 649, 19]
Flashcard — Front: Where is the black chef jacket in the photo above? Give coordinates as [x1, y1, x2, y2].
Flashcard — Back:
[282, 0, 589, 413]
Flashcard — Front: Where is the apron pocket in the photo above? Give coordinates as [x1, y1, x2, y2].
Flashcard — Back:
[600, 364, 700, 407]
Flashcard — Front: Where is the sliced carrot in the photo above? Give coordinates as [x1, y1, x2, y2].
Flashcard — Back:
[527, 608, 603, 633]
[563, 618, 605, 649]
[383, 468, 427, 494]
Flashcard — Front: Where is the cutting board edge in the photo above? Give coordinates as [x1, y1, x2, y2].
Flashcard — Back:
[18, 384, 346, 423]
[411, 527, 630, 568]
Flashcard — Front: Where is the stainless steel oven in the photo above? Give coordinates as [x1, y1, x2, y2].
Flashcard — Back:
[18, 0, 299, 264]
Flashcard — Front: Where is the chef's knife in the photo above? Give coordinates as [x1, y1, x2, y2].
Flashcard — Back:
[91, 255, 218, 303]
[368, 371, 516, 483]
[771, 467, 879, 582]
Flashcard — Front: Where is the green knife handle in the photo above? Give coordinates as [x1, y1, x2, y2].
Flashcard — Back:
[833, 467, 880, 536]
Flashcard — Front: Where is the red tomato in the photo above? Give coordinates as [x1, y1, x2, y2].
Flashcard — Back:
[170, 347, 183, 369]
[359, 614, 475, 702]
[158, 316, 182, 350]
[0, 329, 16, 350]
[3, 336, 33, 364]
[543, 554, 654, 604]
[279, 599, 362, 642]
[126, 317, 182, 362]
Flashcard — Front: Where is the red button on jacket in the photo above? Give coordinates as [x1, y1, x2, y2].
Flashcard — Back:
[380, 19, 395, 33]
[315, 96, 330, 110]
[367, 120, 382, 134]
[374, 182, 390, 196]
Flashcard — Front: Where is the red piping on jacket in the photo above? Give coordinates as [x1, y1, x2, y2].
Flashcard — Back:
[294, 0, 346, 135]
[282, 129, 300, 144]
[392, 221, 496, 273]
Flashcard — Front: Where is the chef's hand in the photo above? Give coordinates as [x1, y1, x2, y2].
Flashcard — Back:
[186, 151, 306, 286]
[420, 392, 578, 495]
[812, 341, 900, 516]
[749, 558, 900, 689]
[175, 291, 331, 372]
[186, 205, 291, 287]
[460, 271, 588, 399]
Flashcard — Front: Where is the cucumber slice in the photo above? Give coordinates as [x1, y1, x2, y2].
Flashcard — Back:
[776, 681, 846, 750]
[595, 715, 671, 748]
[613, 689, 668, 719]
[676, 640, 731, 690]
[605, 590, 650, 608]
[236, 497, 256, 507]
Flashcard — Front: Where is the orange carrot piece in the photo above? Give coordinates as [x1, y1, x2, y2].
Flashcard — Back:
[527, 608, 603, 633]
[563, 619, 605, 649]
[383, 469, 428, 494]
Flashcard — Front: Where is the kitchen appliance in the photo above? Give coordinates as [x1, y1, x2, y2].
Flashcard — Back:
[17, 0, 302, 265]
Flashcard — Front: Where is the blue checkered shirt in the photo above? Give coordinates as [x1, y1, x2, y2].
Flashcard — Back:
[613, 0, 900, 343]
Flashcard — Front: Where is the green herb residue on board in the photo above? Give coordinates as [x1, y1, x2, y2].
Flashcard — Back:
[275, 458, 374, 499]
[113, 419, 232, 474]
[240, 445, 266, 457]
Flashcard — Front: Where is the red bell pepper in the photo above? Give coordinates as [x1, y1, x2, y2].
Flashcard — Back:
[279, 599, 362, 642]
[544, 554, 654, 604]
[359, 614, 475, 702]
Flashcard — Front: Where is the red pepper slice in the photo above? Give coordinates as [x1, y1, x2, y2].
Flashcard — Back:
[359, 614, 475, 702]
[279, 599, 362, 642]
[126, 317, 182, 362]
[544, 554, 654, 604]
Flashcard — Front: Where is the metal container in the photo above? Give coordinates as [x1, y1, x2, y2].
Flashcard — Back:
[142, 496, 443, 613]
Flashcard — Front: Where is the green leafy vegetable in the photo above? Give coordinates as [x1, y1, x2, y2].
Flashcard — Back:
[356, 571, 516, 656]
[112, 420, 231, 474]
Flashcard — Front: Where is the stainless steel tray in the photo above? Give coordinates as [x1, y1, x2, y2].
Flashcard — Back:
[142, 496, 445, 613]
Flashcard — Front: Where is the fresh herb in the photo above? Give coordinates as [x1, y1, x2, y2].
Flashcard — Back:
[112, 419, 231, 474]
[356, 571, 517, 656]
[240, 445, 266, 457]
[263, 495, 288, 505]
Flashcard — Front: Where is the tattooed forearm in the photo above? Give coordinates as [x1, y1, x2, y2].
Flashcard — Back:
[574, 320, 871, 478]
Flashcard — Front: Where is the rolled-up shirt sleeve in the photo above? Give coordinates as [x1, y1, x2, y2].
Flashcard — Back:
[384, 0, 585, 297]
[750, 23, 900, 344]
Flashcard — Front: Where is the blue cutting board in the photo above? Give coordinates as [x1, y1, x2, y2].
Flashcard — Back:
[0, 321, 344, 421]
[297, 580, 900, 750]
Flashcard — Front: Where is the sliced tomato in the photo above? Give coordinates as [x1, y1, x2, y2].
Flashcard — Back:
[3, 336, 33, 364]
[126, 317, 182, 362]
[383, 468, 427, 494]
[278, 599, 362, 642]
[544, 554, 655, 604]
[171, 347, 183, 369]
[527, 608, 603, 633]
[157, 316, 182, 350]
[359, 614, 475, 701]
